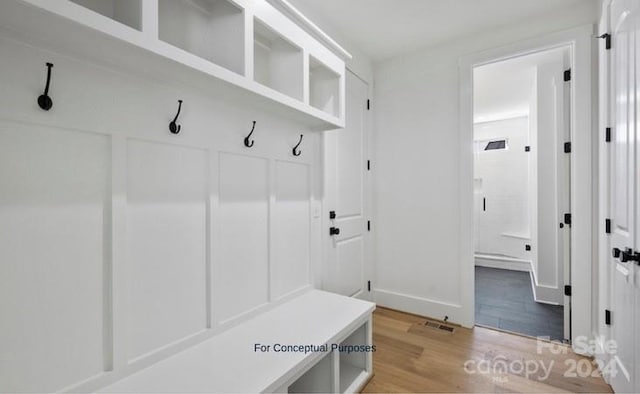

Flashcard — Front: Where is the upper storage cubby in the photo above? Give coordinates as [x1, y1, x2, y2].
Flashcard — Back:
[5, 0, 348, 129]
[309, 56, 341, 118]
[253, 18, 304, 101]
[158, 0, 245, 75]
[69, 0, 142, 31]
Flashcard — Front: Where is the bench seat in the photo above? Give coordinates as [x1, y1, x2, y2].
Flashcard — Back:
[100, 290, 376, 393]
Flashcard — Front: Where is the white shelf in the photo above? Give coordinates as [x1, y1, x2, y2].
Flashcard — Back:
[288, 352, 333, 393]
[158, 0, 244, 75]
[1, 0, 346, 130]
[339, 363, 369, 394]
[309, 55, 340, 118]
[338, 323, 369, 393]
[69, 0, 142, 31]
[254, 17, 304, 101]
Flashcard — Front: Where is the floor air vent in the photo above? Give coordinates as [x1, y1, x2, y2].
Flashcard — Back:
[424, 320, 455, 332]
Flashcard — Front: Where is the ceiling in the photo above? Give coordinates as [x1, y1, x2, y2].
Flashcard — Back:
[473, 47, 567, 123]
[287, 0, 591, 62]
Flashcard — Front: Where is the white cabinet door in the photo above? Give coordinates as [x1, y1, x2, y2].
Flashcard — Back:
[323, 71, 369, 297]
[609, 1, 639, 391]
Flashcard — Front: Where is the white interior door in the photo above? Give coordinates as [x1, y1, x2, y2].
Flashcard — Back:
[609, 1, 638, 390]
[323, 71, 369, 297]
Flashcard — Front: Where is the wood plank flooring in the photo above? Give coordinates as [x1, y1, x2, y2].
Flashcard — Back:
[362, 307, 612, 393]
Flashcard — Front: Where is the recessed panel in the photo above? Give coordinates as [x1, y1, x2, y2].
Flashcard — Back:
[272, 161, 310, 300]
[0, 126, 109, 392]
[215, 153, 269, 323]
[126, 140, 208, 361]
[336, 237, 364, 297]
[337, 76, 365, 217]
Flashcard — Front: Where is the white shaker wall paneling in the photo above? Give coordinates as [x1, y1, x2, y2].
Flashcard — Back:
[215, 152, 270, 324]
[272, 160, 311, 300]
[126, 139, 209, 361]
[0, 124, 110, 392]
[0, 29, 321, 390]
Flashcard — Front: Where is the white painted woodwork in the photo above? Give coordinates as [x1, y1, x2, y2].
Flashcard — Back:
[0, 124, 110, 392]
[98, 290, 375, 393]
[0, 0, 347, 129]
[70, 0, 142, 31]
[272, 160, 311, 300]
[309, 56, 341, 118]
[126, 140, 209, 361]
[253, 18, 304, 101]
[324, 71, 368, 298]
[287, 351, 334, 393]
[158, 0, 245, 76]
[0, 17, 326, 389]
[608, 0, 639, 390]
[215, 153, 269, 324]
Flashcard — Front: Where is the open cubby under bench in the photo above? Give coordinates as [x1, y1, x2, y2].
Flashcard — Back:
[99, 290, 375, 393]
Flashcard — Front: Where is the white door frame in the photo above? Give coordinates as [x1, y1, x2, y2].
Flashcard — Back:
[459, 24, 595, 353]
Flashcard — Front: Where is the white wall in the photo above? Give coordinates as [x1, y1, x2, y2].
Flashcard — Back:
[372, 1, 598, 325]
[0, 34, 321, 392]
[474, 117, 531, 261]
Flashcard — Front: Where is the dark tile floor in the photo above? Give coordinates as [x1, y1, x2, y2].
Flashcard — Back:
[475, 266, 565, 340]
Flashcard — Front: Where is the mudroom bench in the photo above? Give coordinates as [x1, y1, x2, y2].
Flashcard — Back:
[99, 290, 375, 393]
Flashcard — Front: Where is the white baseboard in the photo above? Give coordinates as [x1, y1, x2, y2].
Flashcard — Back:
[528, 266, 562, 305]
[474, 254, 531, 272]
[373, 289, 471, 328]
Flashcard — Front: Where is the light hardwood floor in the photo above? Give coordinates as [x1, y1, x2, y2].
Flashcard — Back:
[362, 307, 613, 393]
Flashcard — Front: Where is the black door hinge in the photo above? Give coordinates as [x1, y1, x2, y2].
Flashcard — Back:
[564, 69, 571, 82]
[564, 213, 572, 226]
[367, 160, 370, 171]
[598, 33, 611, 50]
[564, 142, 571, 153]
[367, 220, 371, 231]
[606, 127, 611, 142]
[605, 218, 611, 234]
[605, 309, 611, 325]
[525, 146, 530, 152]
[367, 99, 370, 110]
[367, 280, 371, 292]
[564, 285, 572, 296]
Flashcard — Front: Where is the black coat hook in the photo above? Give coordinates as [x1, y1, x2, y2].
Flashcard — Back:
[292, 134, 303, 156]
[38, 62, 54, 111]
[244, 121, 256, 147]
[169, 100, 183, 134]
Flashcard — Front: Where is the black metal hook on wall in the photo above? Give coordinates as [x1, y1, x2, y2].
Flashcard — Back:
[292, 134, 303, 156]
[38, 62, 54, 111]
[169, 100, 183, 134]
[244, 121, 256, 147]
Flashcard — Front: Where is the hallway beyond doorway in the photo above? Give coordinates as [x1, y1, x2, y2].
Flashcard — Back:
[475, 266, 563, 340]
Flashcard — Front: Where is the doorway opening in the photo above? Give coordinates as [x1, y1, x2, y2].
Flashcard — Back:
[472, 47, 571, 342]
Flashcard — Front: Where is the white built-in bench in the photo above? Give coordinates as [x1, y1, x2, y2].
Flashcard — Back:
[99, 290, 375, 393]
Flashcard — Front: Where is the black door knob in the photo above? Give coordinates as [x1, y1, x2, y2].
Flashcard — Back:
[612, 247, 621, 259]
[620, 250, 631, 263]
[329, 227, 340, 236]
